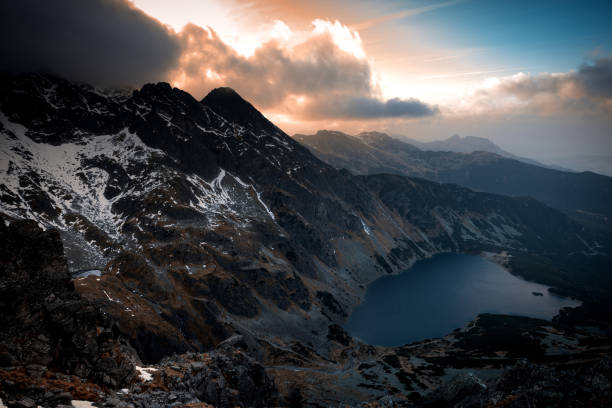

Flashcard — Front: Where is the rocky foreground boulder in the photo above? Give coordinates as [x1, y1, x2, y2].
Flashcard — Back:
[0, 216, 135, 405]
[0, 217, 277, 408]
[419, 358, 612, 407]
[103, 347, 278, 408]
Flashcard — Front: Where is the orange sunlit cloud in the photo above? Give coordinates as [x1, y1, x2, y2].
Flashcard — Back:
[166, 16, 439, 128]
[131, 0, 492, 108]
[128, 0, 612, 149]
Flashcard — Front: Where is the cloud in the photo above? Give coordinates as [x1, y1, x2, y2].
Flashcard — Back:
[351, 0, 464, 30]
[458, 59, 612, 117]
[173, 22, 372, 107]
[0, 0, 181, 87]
[576, 58, 612, 98]
[172, 20, 437, 120]
[0, 2, 436, 121]
[305, 95, 439, 119]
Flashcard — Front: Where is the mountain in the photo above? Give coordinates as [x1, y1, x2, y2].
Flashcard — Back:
[1, 73, 612, 406]
[403, 133, 511, 154]
[295, 130, 612, 227]
[546, 154, 612, 177]
[398, 133, 564, 169]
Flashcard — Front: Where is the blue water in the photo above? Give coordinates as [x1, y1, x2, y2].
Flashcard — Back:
[344, 253, 580, 346]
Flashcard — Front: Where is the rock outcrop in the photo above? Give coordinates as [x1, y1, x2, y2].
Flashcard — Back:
[0, 216, 136, 405]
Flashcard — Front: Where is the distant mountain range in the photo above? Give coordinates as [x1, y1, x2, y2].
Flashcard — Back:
[546, 154, 612, 177]
[294, 130, 612, 227]
[399, 133, 566, 170]
[403, 134, 510, 154]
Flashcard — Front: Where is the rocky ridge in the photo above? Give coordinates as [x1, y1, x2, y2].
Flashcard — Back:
[295, 130, 612, 227]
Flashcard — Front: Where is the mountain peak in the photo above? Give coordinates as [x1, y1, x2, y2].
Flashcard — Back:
[204, 86, 242, 101]
[137, 82, 174, 98]
[201, 87, 276, 132]
[135, 82, 198, 107]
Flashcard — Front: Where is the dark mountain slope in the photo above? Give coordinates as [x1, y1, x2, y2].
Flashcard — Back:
[361, 174, 612, 300]
[201, 86, 279, 134]
[1, 73, 610, 366]
[361, 174, 598, 255]
[436, 158, 612, 216]
[296, 130, 612, 221]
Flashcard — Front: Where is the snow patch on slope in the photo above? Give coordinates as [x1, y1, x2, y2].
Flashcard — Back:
[186, 168, 275, 223]
[135, 366, 158, 382]
[0, 112, 164, 238]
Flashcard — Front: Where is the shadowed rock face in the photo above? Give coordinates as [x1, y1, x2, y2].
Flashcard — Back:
[0, 216, 135, 404]
[201, 87, 279, 135]
[112, 346, 278, 408]
[419, 358, 612, 408]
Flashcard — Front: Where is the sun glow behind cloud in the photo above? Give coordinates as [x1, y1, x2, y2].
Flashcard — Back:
[123, 0, 612, 160]
[311, 19, 366, 59]
[131, 0, 475, 106]
[133, 0, 560, 121]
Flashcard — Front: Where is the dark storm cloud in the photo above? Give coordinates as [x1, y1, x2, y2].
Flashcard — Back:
[0, 0, 181, 87]
[472, 58, 612, 116]
[306, 95, 439, 119]
[576, 58, 612, 98]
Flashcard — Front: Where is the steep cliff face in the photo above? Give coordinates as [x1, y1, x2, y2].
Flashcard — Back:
[1, 73, 610, 366]
[0, 216, 135, 405]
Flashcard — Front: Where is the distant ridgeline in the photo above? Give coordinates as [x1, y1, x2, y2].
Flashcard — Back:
[295, 130, 612, 230]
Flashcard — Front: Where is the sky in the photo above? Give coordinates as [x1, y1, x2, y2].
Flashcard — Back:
[1, 0, 611, 166]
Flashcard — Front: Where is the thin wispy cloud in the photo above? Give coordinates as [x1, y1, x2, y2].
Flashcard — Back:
[417, 68, 526, 81]
[373, 47, 486, 65]
[350, 0, 466, 30]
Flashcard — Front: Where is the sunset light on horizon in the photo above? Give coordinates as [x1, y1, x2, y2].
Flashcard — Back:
[2, 0, 611, 164]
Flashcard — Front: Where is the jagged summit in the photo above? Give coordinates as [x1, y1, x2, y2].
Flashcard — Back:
[204, 86, 241, 99]
[202, 86, 276, 132]
[136, 81, 185, 101]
